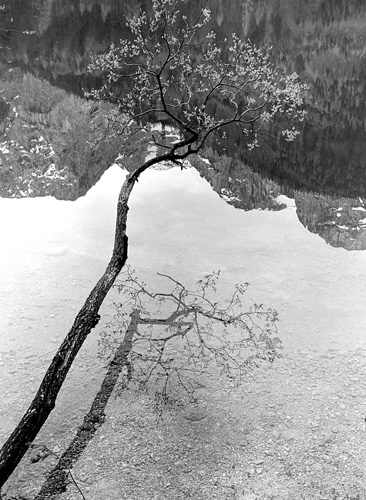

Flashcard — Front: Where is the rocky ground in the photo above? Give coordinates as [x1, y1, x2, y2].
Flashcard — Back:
[5, 347, 366, 500]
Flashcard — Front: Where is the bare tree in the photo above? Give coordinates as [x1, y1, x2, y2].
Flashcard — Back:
[101, 268, 282, 412]
[0, 0, 307, 487]
[32, 268, 281, 498]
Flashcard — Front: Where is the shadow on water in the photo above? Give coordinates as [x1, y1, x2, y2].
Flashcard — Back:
[3, 3, 366, 496]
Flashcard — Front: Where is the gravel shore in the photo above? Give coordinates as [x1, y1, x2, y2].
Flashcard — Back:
[41, 347, 366, 500]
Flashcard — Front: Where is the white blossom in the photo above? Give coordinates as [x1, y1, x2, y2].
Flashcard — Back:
[86, 0, 308, 154]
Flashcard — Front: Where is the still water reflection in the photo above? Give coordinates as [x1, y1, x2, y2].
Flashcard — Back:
[1, 0, 366, 250]
[1, 165, 366, 451]
[2, 2, 366, 486]
[2, 0, 366, 198]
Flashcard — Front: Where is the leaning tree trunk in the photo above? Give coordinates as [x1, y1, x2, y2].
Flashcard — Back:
[34, 309, 141, 499]
[0, 169, 136, 487]
[0, 138, 197, 487]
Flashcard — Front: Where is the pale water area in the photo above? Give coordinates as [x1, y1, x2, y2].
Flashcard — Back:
[1, 164, 366, 449]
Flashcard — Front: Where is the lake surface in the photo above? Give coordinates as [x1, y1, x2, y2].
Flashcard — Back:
[3, 0, 366, 197]
[2, 1, 366, 493]
[1, 164, 366, 454]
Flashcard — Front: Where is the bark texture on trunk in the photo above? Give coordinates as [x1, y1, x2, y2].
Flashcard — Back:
[0, 146, 193, 488]
[0, 172, 133, 487]
[34, 309, 140, 499]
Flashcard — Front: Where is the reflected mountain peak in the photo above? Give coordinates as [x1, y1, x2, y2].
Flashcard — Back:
[2, 0, 366, 250]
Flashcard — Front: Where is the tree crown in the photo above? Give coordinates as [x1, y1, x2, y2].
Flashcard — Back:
[86, 0, 308, 161]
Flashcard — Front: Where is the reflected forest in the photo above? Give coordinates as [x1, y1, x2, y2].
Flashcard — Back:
[2, 1, 366, 499]
[2, 0, 366, 248]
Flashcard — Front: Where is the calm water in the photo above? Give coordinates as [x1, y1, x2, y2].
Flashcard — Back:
[1, 164, 366, 451]
[2, 2, 366, 491]
[3, 0, 366, 197]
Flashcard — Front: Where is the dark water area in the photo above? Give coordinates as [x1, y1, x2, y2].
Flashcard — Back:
[3, 4, 366, 498]
[2, 0, 366, 199]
